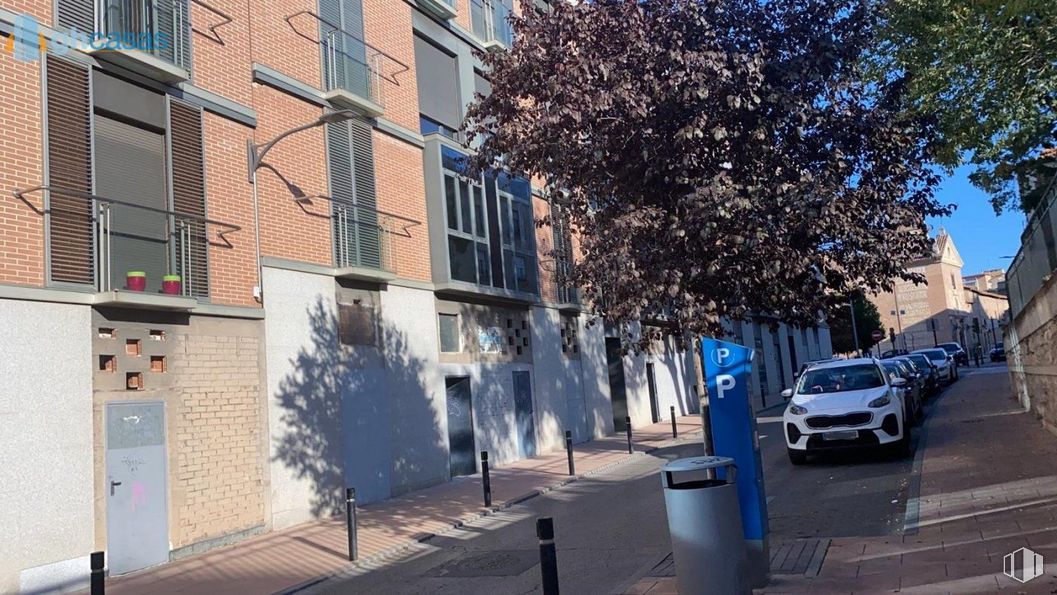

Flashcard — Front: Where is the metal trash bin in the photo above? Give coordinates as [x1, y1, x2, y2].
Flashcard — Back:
[661, 456, 748, 595]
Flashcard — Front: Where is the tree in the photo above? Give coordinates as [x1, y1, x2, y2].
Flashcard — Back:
[467, 0, 950, 349]
[874, 0, 1057, 213]
[827, 292, 883, 355]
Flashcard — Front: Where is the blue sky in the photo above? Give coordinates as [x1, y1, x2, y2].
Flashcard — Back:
[926, 165, 1026, 275]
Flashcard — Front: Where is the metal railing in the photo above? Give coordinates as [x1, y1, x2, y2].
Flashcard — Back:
[97, 0, 191, 69]
[285, 11, 409, 110]
[293, 195, 421, 274]
[470, 0, 513, 47]
[14, 185, 240, 298]
[1007, 173, 1057, 319]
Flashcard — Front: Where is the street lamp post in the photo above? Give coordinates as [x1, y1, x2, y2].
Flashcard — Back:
[245, 109, 359, 303]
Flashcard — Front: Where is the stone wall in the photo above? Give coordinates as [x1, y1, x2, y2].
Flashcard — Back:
[1007, 273, 1057, 435]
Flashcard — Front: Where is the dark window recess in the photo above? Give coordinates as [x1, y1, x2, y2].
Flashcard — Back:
[45, 56, 94, 285]
[99, 355, 116, 372]
[169, 100, 209, 299]
[338, 301, 376, 346]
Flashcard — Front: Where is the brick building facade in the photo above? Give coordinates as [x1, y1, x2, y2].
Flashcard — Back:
[0, 0, 831, 590]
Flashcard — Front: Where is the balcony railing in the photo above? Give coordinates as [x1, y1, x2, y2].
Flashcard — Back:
[286, 11, 409, 116]
[470, 0, 513, 49]
[14, 186, 240, 300]
[96, 0, 191, 71]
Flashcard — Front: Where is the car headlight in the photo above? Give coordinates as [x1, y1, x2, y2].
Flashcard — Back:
[788, 404, 808, 415]
[868, 395, 891, 408]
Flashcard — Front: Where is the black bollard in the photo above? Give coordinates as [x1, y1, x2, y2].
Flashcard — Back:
[537, 517, 560, 595]
[481, 451, 492, 507]
[345, 487, 358, 561]
[670, 406, 678, 438]
[90, 551, 105, 595]
[626, 416, 633, 454]
[565, 431, 575, 476]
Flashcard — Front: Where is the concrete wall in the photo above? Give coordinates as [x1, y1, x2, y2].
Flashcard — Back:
[579, 316, 614, 439]
[0, 300, 93, 594]
[1007, 273, 1057, 434]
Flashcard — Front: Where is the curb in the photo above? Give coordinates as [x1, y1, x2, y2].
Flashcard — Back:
[280, 432, 703, 594]
[901, 378, 957, 534]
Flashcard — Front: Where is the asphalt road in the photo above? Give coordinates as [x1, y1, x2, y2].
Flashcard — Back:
[313, 364, 1000, 594]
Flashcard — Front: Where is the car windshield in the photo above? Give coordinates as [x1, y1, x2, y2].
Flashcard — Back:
[796, 364, 885, 395]
[882, 363, 903, 379]
[908, 354, 931, 369]
[938, 344, 959, 353]
[918, 349, 948, 362]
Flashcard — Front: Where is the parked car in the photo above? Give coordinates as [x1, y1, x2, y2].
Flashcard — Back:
[990, 342, 1007, 362]
[937, 342, 969, 366]
[795, 357, 843, 382]
[912, 348, 958, 384]
[882, 359, 923, 426]
[881, 349, 909, 359]
[782, 358, 911, 465]
[902, 353, 940, 397]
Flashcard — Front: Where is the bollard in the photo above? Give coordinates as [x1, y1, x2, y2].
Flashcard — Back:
[670, 406, 678, 438]
[481, 451, 492, 507]
[565, 431, 575, 476]
[537, 517, 560, 595]
[626, 416, 633, 454]
[90, 551, 105, 595]
[345, 487, 358, 561]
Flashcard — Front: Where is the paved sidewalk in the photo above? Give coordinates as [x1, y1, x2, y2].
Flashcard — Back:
[627, 366, 1057, 594]
[102, 416, 702, 595]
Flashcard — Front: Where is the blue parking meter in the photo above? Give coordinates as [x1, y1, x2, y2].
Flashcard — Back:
[702, 338, 769, 588]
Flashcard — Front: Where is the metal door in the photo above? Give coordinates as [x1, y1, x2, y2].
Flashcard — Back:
[445, 377, 477, 477]
[512, 371, 536, 458]
[606, 338, 629, 431]
[105, 401, 169, 575]
[647, 362, 660, 423]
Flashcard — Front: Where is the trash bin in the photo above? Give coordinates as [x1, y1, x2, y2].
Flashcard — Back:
[661, 456, 748, 595]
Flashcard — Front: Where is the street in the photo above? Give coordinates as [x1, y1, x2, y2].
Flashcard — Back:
[311, 366, 1009, 595]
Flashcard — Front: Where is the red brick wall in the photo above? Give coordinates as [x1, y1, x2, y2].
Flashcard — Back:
[0, 53, 45, 287]
[202, 113, 258, 307]
[248, 0, 321, 90]
[252, 86, 333, 267]
[373, 131, 430, 281]
[190, 0, 254, 106]
[364, 0, 419, 132]
[11, 0, 50, 22]
[533, 195, 558, 303]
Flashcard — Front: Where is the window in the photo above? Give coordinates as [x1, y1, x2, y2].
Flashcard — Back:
[551, 201, 576, 303]
[414, 35, 461, 136]
[439, 313, 461, 352]
[797, 364, 885, 395]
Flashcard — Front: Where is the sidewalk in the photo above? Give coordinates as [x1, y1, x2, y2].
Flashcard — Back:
[102, 415, 703, 595]
[628, 366, 1057, 594]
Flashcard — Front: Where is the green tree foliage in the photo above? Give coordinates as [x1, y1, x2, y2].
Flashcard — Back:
[827, 292, 883, 355]
[466, 0, 949, 348]
[875, 0, 1057, 213]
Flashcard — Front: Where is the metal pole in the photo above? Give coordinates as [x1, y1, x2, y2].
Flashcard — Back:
[565, 431, 575, 476]
[345, 487, 358, 561]
[481, 451, 492, 507]
[248, 154, 263, 303]
[670, 405, 677, 438]
[625, 416, 633, 454]
[90, 551, 105, 595]
[849, 295, 862, 357]
[537, 517, 560, 595]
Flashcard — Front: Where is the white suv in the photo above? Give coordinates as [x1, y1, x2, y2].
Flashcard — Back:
[782, 358, 910, 465]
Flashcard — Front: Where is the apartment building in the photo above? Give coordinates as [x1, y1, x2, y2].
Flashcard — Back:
[0, 0, 830, 590]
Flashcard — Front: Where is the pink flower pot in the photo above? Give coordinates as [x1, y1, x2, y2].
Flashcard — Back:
[126, 272, 146, 292]
[162, 275, 182, 295]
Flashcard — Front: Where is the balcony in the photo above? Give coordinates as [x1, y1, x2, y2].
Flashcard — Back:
[470, 0, 513, 51]
[416, 0, 457, 21]
[286, 11, 409, 118]
[14, 185, 240, 310]
[85, 0, 192, 83]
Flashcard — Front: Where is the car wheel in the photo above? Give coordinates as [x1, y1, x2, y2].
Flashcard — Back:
[893, 427, 912, 458]
[788, 448, 808, 465]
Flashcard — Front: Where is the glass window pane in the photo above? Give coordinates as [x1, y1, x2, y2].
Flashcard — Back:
[503, 248, 515, 289]
[442, 146, 469, 173]
[449, 235, 476, 283]
[445, 176, 459, 230]
[512, 203, 523, 246]
[500, 196, 512, 245]
[439, 313, 460, 352]
[475, 242, 491, 286]
[459, 180, 472, 234]
[473, 186, 487, 238]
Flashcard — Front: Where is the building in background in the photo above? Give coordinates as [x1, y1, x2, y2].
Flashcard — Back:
[963, 268, 1007, 294]
[963, 286, 1009, 356]
[0, 0, 831, 590]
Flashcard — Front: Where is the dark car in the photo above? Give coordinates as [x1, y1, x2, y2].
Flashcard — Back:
[904, 352, 940, 396]
[937, 342, 969, 366]
[881, 349, 909, 359]
[990, 342, 1007, 362]
[882, 359, 924, 425]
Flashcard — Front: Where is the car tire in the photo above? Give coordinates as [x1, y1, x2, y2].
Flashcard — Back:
[788, 448, 808, 465]
[893, 427, 912, 459]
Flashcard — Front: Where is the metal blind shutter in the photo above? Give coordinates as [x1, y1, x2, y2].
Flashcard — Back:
[319, 0, 368, 94]
[169, 100, 209, 299]
[155, 0, 192, 70]
[45, 56, 94, 285]
[57, 0, 94, 33]
[327, 118, 380, 269]
[414, 36, 461, 129]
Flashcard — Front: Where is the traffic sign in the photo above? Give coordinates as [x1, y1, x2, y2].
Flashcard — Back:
[871, 329, 884, 341]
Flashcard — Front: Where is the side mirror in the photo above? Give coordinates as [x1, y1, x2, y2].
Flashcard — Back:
[891, 377, 907, 387]
[781, 388, 793, 399]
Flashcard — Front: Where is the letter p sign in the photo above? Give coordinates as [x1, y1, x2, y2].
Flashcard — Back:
[716, 374, 736, 399]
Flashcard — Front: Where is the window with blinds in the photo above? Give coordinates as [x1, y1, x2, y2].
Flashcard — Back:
[327, 117, 381, 270]
[414, 35, 461, 133]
